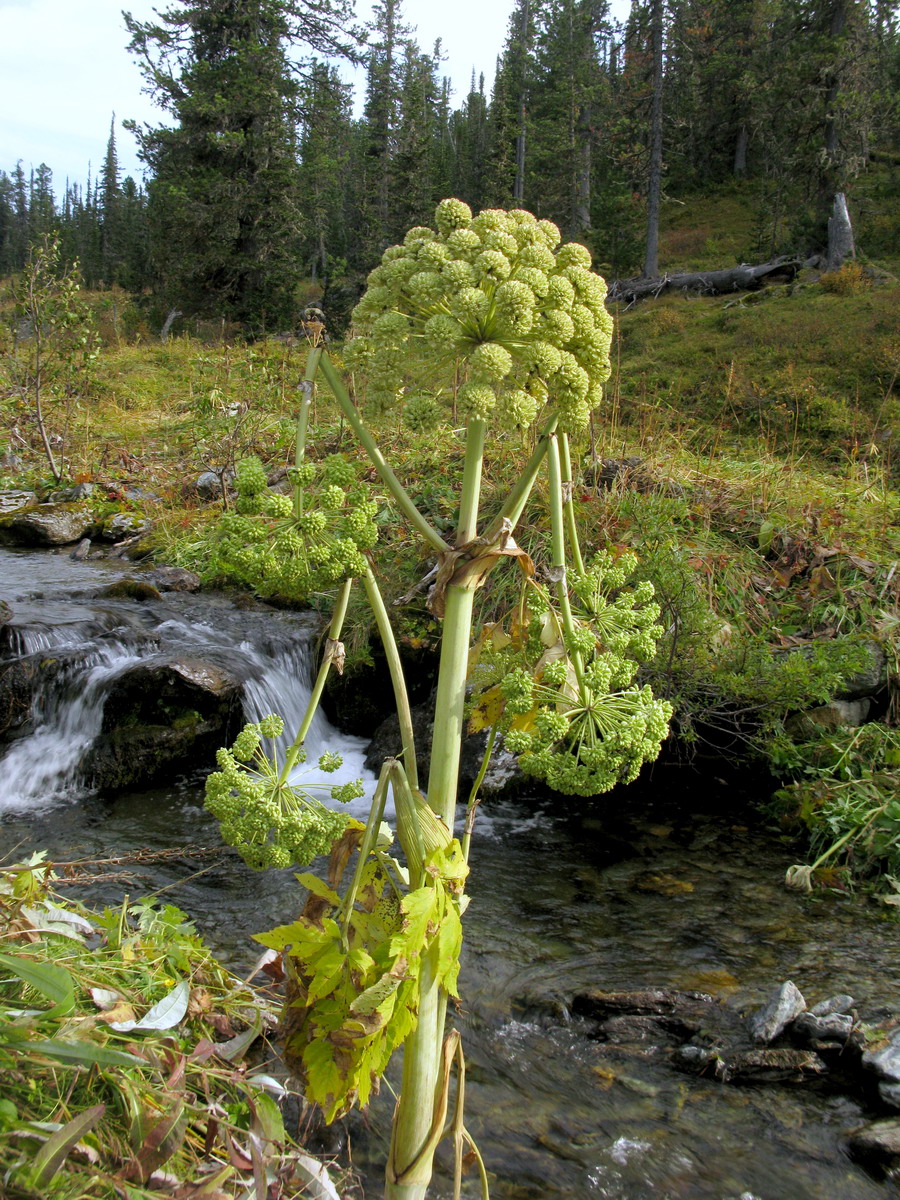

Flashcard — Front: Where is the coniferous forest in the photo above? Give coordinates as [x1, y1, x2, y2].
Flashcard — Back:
[1, 0, 898, 332]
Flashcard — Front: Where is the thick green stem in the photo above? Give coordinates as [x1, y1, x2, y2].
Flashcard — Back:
[317, 354, 449, 555]
[339, 760, 392, 947]
[462, 724, 496, 864]
[294, 346, 321, 518]
[547, 434, 586, 688]
[278, 576, 353, 783]
[364, 567, 419, 791]
[387, 942, 444, 1198]
[385, 414, 487, 1200]
[560, 433, 585, 575]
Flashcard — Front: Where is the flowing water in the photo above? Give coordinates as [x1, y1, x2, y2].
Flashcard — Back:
[1, 547, 899, 1200]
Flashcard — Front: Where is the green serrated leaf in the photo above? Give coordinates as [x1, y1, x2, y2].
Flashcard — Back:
[250, 1090, 286, 1145]
[394, 886, 438, 957]
[295, 873, 341, 906]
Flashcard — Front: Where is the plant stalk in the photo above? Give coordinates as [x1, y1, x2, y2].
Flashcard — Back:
[278, 575, 353, 783]
[364, 567, 420, 791]
[547, 433, 586, 688]
[317, 354, 450, 555]
[384, 414, 487, 1200]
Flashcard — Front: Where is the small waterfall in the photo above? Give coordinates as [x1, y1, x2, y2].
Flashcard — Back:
[0, 551, 376, 816]
[1, 642, 144, 812]
[241, 639, 375, 806]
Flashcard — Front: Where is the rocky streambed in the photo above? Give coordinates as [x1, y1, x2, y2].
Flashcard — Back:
[1, 540, 900, 1197]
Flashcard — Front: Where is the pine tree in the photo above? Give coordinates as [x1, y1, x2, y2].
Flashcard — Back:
[124, 0, 359, 330]
[99, 114, 124, 285]
[357, 0, 410, 260]
[297, 61, 354, 283]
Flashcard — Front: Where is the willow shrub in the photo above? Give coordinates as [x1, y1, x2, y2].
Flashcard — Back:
[203, 200, 673, 1200]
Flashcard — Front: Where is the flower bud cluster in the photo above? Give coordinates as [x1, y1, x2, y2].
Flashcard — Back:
[345, 200, 613, 432]
[204, 715, 363, 870]
[210, 455, 378, 601]
[471, 554, 672, 796]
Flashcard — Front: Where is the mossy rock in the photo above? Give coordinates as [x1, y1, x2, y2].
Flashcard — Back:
[97, 578, 163, 602]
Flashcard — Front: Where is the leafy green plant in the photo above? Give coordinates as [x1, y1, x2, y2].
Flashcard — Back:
[772, 723, 900, 893]
[0, 855, 340, 1199]
[2, 234, 99, 484]
[202, 200, 673, 1199]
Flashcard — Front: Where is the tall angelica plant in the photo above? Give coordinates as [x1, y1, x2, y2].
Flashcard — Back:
[204, 200, 673, 1199]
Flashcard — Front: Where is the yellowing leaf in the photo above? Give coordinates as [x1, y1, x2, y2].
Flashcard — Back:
[467, 684, 505, 733]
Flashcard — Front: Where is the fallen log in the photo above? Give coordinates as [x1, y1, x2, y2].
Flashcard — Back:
[609, 254, 808, 305]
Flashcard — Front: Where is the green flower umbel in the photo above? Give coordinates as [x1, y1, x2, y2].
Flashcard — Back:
[344, 200, 613, 433]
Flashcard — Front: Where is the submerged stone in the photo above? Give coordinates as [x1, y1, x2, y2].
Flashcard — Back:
[847, 1117, 900, 1174]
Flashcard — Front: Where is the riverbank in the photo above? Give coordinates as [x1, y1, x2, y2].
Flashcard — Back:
[1, 262, 899, 890]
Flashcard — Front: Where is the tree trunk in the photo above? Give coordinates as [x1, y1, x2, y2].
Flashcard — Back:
[826, 192, 855, 272]
[643, 0, 664, 278]
[610, 255, 804, 304]
[733, 124, 749, 176]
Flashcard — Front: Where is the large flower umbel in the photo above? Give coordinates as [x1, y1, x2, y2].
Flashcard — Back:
[344, 200, 613, 433]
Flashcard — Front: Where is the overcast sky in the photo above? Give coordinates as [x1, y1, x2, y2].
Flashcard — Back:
[1, 0, 630, 191]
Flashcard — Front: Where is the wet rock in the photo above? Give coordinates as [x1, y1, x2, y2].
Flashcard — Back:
[846, 1117, 900, 1175]
[793, 1011, 854, 1043]
[0, 489, 37, 515]
[726, 1048, 826, 1082]
[145, 566, 202, 593]
[0, 657, 37, 738]
[862, 1028, 900, 1087]
[100, 512, 152, 541]
[0, 599, 11, 626]
[0, 503, 94, 546]
[70, 537, 91, 560]
[810, 993, 855, 1017]
[81, 657, 243, 789]
[97, 578, 163, 602]
[599, 1014, 685, 1046]
[749, 981, 806, 1044]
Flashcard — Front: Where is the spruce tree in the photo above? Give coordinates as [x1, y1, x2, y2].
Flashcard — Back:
[124, 0, 359, 331]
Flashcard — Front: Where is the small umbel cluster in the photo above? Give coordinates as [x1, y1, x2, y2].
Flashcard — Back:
[204, 715, 364, 870]
[210, 455, 378, 600]
[344, 199, 614, 432]
[472, 551, 673, 796]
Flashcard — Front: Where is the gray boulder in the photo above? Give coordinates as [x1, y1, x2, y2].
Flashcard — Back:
[145, 566, 202, 593]
[0, 489, 37, 515]
[749, 980, 807, 1044]
[0, 503, 94, 547]
[100, 512, 152, 541]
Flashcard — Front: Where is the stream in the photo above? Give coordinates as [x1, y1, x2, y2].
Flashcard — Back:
[1, 546, 899, 1200]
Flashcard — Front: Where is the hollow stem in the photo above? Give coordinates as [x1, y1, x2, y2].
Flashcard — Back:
[364, 567, 419, 791]
[317, 353, 450, 555]
[293, 346, 321, 518]
[560, 432, 585, 575]
[548, 433, 586, 689]
[385, 414, 487, 1200]
[278, 575, 353, 783]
